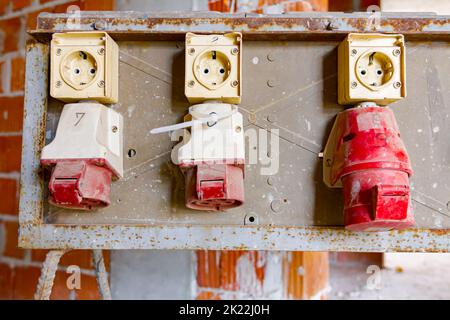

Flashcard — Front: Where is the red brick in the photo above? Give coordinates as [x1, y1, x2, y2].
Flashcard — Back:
[0, 17, 22, 54]
[0, 178, 19, 215]
[12, 266, 40, 299]
[11, 56, 25, 92]
[0, 61, 3, 94]
[83, 0, 114, 11]
[330, 252, 383, 266]
[32, 249, 110, 271]
[26, 1, 81, 30]
[12, 267, 84, 300]
[0, 96, 24, 133]
[12, 0, 31, 11]
[0, 136, 22, 172]
[1, 220, 25, 259]
[0, 0, 10, 15]
[50, 270, 72, 300]
[76, 274, 101, 300]
[0, 263, 14, 299]
[26, 0, 114, 30]
[26, 8, 47, 30]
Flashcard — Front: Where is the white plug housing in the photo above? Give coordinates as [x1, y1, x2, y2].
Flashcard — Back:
[171, 103, 244, 166]
[41, 102, 123, 178]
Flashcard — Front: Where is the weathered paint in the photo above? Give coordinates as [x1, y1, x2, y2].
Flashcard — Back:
[19, 223, 450, 252]
[19, 13, 450, 252]
[31, 12, 450, 41]
[19, 40, 48, 226]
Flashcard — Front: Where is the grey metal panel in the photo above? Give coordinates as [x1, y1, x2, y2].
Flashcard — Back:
[19, 13, 450, 251]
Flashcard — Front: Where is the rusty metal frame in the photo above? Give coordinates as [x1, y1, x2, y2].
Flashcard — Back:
[19, 12, 450, 252]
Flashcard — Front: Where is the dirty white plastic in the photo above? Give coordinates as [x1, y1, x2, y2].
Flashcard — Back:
[170, 103, 244, 165]
[41, 102, 123, 177]
[150, 105, 237, 134]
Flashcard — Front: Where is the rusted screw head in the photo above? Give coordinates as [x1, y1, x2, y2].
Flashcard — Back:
[188, 48, 195, 55]
[93, 20, 106, 31]
[98, 48, 105, 55]
[56, 48, 62, 56]
[351, 81, 358, 89]
[235, 126, 242, 133]
[231, 47, 239, 55]
[98, 80, 105, 88]
[351, 49, 358, 56]
[188, 80, 195, 87]
[393, 81, 402, 89]
[55, 80, 62, 88]
[393, 48, 401, 56]
[112, 126, 118, 133]
[267, 115, 276, 123]
[231, 80, 239, 87]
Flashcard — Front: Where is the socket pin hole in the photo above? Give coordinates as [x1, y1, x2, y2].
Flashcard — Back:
[127, 149, 137, 158]
[74, 68, 80, 74]
[377, 69, 383, 75]
[219, 68, 225, 74]
[248, 216, 255, 223]
[360, 70, 367, 75]
[204, 68, 209, 74]
[90, 68, 96, 74]
[343, 133, 356, 142]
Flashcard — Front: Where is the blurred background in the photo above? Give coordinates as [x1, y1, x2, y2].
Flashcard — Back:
[0, 0, 449, 300]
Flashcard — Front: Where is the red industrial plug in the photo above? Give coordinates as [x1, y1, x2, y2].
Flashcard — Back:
[182, 162, 244, 211]
[40, 102, 123, 211]
[324, 105, 413, 231]
[42, 159, 114, 210]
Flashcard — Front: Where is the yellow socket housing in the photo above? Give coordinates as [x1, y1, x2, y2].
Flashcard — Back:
[185, 32, 242, 104]
[338, 33, 406, 106]
[50, 32, 119, 104]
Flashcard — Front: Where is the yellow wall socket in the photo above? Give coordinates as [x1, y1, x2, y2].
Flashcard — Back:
[50, 32, 119, 104]
[338, 33, 406, 106]
[185, 32, 242, 104]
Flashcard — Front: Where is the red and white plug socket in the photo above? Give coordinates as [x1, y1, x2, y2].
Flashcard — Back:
[41, 102, 123, 210]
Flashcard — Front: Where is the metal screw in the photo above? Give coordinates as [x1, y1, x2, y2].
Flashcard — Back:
[393, 81, 402, 89]
[98, 48, 105, 55]
[112, 126, 118, 133]
[267, 79, 278, 87]
[93, 20, 106, 30]
[55, 80, 62, 88]
[56, 48, 62, 56]
[351, 81, 358, 89]
[98, 80, 105, 88]
[248, 113, 257, 124]
[351, 49, 358, 56]
[188, 80, 195, 87]
[231, 80, 239, 87]
[267, 53, 275, 62]
[188, 48, 195, 55]
[393, 48, 401, 56]
[326, 21, 338, 30]
[231, 47, 239, 55]
[235, 126, 242, 133]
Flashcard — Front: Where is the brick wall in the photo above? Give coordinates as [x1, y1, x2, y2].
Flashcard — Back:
[0, 0, 113, 300]
[195, 251, 329, 300]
